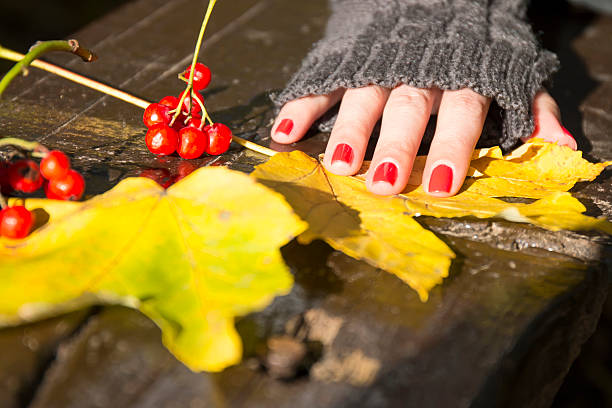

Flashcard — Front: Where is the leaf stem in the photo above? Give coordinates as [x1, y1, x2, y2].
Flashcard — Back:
[231, 135, 276, 157]
[0, 40, 96, 97]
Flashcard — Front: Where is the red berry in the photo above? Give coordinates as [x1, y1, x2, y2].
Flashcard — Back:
[186, 115, 203, 129]
[145, 124, 178, 156]
[158, 97, 183, 130]
[179, 90, 204, 115]
[178, 127, 208, 159]
[140, 168, 173, 188]
[173, 113, 203, 133]
[158, 97, 193, 131]
[183, 63, 212, 91]
[143, 103, 171, 128]
[8, 160, 43, 193]
[40, 150, 70, 180]
[205, 123, 232, 155]
[45, 169, 85, 201]
[171, 116, 188, 132]
[0, 205, 33, 239]
[159, 96, 179, 109]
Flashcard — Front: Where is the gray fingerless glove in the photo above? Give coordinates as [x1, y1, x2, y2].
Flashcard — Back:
[273, 0, 559, 150]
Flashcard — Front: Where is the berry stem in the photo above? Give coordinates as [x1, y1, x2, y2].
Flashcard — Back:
[0, 137, 49, 157]
[192, 93, 214, 125]
[0, 45, 277, 157]
[0, 192, 7, 209]
[0, 45, 149, 109]
[172, 0, 217, 126]
[188, 0, 217, 85]
[0, 40, 97, 97]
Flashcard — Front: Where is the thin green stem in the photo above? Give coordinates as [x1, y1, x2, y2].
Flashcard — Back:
[0, 20, 278, 158]
[0, 137, 48, 154]
[189, 0, 217, 84]
[172, 0, 217, 125]
[193, 94, 214, 125]
[0, 40, 96, 97]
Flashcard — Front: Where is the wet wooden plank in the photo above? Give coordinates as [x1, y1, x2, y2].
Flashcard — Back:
[0, 311, 90, 408]
[0, 0, 610, 407]
[27, 242, 607, 408]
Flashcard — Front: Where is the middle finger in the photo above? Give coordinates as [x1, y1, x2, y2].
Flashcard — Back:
[366, 85, 437, 195]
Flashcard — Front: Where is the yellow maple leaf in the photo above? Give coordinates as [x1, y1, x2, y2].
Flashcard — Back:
[356, 139, 612, 232]
[252, 151, 455, 302]
[253, 141, 611, 301]
[0, 167, 306, 372]
[465, 139, 612, 198]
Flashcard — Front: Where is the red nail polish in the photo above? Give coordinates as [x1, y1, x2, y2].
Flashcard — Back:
[331, 143, 354, 165]
[372, 162, 398, 185]
[429, 164, 453, 193]
[276, 119, 294, 135]
[561, 126, 575, 140]
[561, 126, 578, 150]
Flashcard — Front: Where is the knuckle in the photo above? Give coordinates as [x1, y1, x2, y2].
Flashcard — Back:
[377, 139, 415, 158]
[282, 94, 335, 122]
[279, 98, 308, 116]
[537, 95, 561, 120]
[443, 137, 474, 155]
[450, 91, 489, 115]
[548, 103, 561, 120]
[366, 85, 390, 105]
[332, 120, 369, 140]
[387, 87, 432, 114]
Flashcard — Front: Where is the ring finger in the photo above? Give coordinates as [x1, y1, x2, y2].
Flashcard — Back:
[424, 89, 491, 196]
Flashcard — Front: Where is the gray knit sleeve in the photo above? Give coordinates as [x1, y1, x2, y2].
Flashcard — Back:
[273, 0, 560, 150]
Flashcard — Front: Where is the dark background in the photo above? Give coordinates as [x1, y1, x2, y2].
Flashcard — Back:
[0, 1, 130, 73]
[0, 1, 610, 407]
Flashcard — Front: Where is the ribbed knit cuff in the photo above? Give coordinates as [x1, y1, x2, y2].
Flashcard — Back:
[272, 1, 560, 151]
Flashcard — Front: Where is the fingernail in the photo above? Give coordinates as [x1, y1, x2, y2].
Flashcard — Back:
[562, 126, 576, 141]
[372, 161, 398, 185]
[429, 164, 453, 193]
[275, 119, 294, 136]
[561, 126, 578, 150]
[331, 143, 354, 165]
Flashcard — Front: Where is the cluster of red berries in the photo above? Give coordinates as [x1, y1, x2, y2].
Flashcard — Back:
[143, 63, 232, 159]
[0, 150, 85, 239]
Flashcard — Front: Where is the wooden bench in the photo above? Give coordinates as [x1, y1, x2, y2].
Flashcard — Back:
[1, 1, 610, 406]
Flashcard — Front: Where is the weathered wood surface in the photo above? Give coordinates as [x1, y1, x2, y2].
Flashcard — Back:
[0, 1, 611, 407]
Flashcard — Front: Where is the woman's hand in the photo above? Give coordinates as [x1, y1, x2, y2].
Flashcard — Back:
[271, 86, 576, 197]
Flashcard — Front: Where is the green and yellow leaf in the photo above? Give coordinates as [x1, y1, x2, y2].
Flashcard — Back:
[0, 167, 306, 372]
